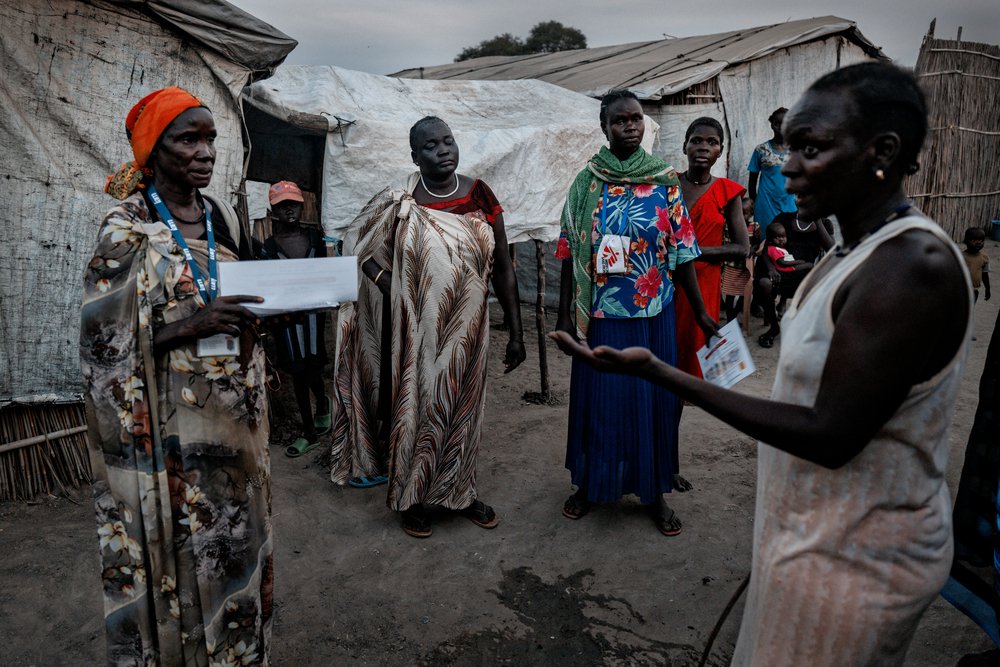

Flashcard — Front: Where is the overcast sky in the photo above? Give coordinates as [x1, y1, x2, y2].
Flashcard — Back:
[233, 0, 997, 74]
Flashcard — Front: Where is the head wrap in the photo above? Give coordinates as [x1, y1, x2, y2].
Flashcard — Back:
[105, 87, 204, 200]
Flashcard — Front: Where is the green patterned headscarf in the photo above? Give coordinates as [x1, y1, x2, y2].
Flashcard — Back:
[560, 145, 680, 339]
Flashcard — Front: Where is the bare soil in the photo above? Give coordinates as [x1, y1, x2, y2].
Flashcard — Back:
[2, 242, 997, 666]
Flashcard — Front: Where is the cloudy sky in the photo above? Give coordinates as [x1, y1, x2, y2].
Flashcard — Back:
[233, 0, 997, 74]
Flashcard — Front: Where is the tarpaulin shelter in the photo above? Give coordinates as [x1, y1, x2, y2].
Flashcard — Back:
[242, 65, 660, 404]
[242, 64, 657, 245]
[393, 16, 887, 188]
[0, 0, 294, 499]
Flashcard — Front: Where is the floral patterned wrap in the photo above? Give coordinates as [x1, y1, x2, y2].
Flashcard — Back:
[80, 192, 272, 666]
[557, 146, 699, 337]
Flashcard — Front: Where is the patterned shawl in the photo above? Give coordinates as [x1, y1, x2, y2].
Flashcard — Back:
[560, 145, 680, 339]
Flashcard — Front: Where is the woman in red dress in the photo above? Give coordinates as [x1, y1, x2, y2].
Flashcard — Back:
[674, 117, 750, 376]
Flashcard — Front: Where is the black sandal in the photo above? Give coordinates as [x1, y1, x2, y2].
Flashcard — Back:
[562, 489, 591, 520]
[460, 500, 500, 529]
[649, 501, 683, 537]
[758, 333, 775, 348]
[400, 506, 432, 538]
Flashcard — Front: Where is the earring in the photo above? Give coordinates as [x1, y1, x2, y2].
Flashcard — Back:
[875, 168, 886, 181]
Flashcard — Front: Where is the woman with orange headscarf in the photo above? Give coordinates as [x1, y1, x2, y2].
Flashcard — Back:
[82, 87, 272, 665]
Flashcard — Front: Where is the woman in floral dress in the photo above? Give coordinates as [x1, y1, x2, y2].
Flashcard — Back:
[554, 90, 718, 536]
[81, 87, 272, 665]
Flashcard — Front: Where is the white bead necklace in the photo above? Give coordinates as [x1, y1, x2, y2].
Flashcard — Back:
[419, 173, 461, 199]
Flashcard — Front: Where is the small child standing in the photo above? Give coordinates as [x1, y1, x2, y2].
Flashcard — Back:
[963, 227, 991, 303]
[260, 181, 332, 457]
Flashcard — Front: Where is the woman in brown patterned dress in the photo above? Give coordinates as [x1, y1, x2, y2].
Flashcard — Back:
[331, 116, 525, 538]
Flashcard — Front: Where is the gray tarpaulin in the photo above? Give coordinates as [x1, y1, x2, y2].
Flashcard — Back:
[0, 0, 293, 402]
[244, 65, 658, 246]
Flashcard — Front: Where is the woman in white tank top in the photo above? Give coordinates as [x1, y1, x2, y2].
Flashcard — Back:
[552, 62, 973, 666]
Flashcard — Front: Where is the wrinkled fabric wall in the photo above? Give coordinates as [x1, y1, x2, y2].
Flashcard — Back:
[645, 102, 730, 177]
[244, 65, 658, 246]
[718, 38, 873, 190]
[0, 0, 250, 401]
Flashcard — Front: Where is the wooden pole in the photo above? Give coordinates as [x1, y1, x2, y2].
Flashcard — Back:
[534, 240, 550, 402]
[0, 426, 88, 455]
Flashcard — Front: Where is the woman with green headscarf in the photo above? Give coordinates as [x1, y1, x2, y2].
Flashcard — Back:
[553, 90, 718, 536]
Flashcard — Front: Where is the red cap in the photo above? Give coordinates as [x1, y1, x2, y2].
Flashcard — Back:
[269, 180, 304, 205]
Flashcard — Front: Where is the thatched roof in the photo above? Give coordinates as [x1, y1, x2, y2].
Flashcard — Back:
[392, 16, 887, 100]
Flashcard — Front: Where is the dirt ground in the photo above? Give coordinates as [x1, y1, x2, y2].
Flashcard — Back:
[2, 241, 998, 666]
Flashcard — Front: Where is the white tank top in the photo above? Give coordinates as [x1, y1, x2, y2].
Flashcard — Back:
[732, 213, 974, 666]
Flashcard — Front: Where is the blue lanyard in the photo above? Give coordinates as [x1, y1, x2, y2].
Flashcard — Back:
[148, 184, 217, 304]
[599, 183, 630, 235]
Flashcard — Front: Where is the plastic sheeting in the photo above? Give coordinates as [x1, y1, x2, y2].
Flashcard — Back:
[243, 65, 658, 245]
[718, 38, 873, 189]
[107, 0, 297, 76]
[392, 16, 886, 100]
[0, 0, 287, 402]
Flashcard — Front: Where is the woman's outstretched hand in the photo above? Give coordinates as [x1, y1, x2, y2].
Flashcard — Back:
[548, 331, 657, 377]
[504, 338, 526, 373]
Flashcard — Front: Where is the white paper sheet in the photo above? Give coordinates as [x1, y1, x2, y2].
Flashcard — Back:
[218, 257, 358, 315]
[696, 319, 756, 389]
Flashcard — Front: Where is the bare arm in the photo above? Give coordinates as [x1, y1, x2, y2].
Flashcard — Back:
[552, 231, 968, 468]
[696, 196, 750, 263]
[816, 219, 835, 251]
[984, 268, 991, 300]
[747, 172, 759, 202]
[555, 259, 576, 337]
[672, 261, 720, 339]
[490, 213, 526, 372]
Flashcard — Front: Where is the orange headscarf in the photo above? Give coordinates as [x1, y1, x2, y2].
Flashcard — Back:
[105, 87, 205, 199]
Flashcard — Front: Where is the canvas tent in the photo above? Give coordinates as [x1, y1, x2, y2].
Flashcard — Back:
[393, 16, 887, 188]
[906, 23, 1000, 242]
[242, 65, 657, 246]
[0, 0, 295, 404]
[0, 0, 294, 500]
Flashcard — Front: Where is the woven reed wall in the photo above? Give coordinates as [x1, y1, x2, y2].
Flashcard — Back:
[0, 403, 91, 502]
[907, 36, 1000, 242]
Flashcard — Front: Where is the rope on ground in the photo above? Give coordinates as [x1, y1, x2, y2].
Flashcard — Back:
[698, 572, 751, 667]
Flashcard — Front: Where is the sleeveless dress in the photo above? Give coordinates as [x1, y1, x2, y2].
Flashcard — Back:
[731, 214, 973, 666]
[674, 177, 745, 377]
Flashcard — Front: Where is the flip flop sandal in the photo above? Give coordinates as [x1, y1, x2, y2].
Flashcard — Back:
[313, 395, 333, 435]
[562, 491, 590, 520]
[347, 474, 389, 488]
[401, 507, 432, 538]
[758, 334, 775, 349]
[652, 505, 683, 537]
[460, 500, 500, 529]
[285, 436, 320, 458]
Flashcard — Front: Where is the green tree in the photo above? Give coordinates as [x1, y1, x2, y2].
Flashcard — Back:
[525, 21, 587, 54]
[454, 21, 587, 62]
[455, 33, 526, 62]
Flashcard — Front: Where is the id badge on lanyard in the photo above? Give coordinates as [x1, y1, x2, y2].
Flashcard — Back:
[148, 185, 240, 357]
[595, 183, 630, 275]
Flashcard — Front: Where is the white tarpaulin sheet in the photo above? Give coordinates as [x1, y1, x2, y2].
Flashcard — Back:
[244, 65, 658, 245]
[0, 0, 274, 402]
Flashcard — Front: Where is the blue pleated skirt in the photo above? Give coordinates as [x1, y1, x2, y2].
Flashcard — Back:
[565, 307, 680, 505]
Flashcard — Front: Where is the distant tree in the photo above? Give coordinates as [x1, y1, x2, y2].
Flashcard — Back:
[455, 33, 526, 62]
[525, 21, 587, 54]
[454, 21, 587, 62]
